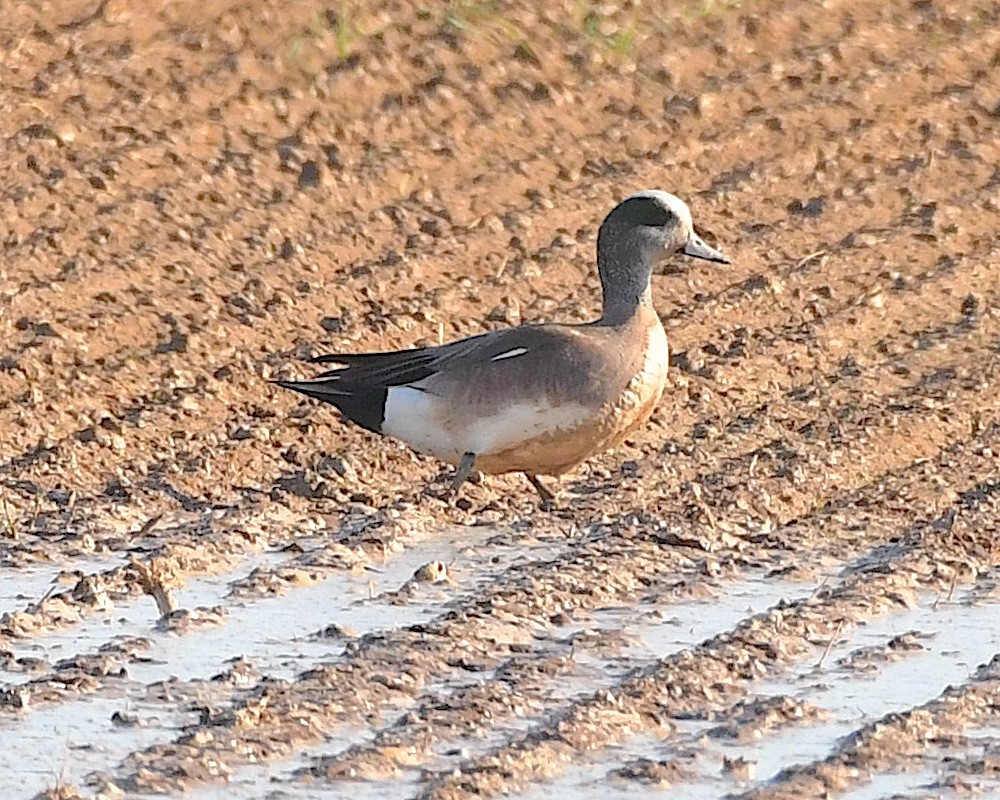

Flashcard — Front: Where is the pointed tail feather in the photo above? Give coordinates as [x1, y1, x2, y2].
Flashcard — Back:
[273, 379, 350, 398]
[273, 380, 387, 433]
[309, 353, 347, 364]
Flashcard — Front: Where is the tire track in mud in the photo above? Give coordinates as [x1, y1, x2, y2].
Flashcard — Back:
[5, 412, 992, 792]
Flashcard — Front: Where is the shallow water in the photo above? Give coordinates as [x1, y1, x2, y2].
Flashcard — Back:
[724, 589, 1000, 787]
[0, 694, 185, 799]
[284, 574, 810, 800]
[0, 554, 127, 621]
[4, 539, 1000, 800]
[0, 525, 562, 798]
[518, 583, 1000, 800]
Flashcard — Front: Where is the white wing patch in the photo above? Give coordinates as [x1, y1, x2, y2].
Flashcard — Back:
[490, 347, 528, 361]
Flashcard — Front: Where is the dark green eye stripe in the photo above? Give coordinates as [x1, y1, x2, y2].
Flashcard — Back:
[614, 196, 672, 227]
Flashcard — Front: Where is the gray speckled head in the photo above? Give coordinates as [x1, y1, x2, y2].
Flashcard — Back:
[596, 190, 730, 324]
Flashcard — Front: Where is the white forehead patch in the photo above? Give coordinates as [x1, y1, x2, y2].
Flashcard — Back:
[625, 189, 693, 231]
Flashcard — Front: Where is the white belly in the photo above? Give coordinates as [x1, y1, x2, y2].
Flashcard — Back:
[382, 385, 592, 465]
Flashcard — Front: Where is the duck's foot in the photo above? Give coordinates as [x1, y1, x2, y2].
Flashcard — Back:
[525, 474, 557, 511]
[450, 452, 477, 493]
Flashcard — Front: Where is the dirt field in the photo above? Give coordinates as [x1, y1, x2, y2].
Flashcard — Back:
[2, 0, 1000, 797]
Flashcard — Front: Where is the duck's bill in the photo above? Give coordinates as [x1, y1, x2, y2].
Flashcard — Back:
[682, 233, 731, 264]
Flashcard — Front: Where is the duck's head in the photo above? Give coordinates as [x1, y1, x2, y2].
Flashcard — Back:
[595, 190, 730, 324]
[598, 189, 730, 269]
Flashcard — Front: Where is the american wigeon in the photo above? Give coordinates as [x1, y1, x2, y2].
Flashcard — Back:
[277, 190, 730, 507]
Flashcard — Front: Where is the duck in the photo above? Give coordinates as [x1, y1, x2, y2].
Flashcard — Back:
[276, 190, 730, 508]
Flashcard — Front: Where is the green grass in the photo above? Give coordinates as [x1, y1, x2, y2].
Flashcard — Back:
[446, 0, 503, 31]
[445, 0, 535, 60]
[573, 1, 641, 59]
[327, 1, 358, 61]
[687, 0, 744, 17]
[284, 3, 359, 79]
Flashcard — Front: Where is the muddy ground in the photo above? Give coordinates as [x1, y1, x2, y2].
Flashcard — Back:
[2, 0, 1000, 798]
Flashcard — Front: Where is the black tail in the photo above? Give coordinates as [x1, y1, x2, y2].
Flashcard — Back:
[274, 380, 387, 433]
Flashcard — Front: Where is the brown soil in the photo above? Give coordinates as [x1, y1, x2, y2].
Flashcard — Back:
[2, 0, 1000, 798]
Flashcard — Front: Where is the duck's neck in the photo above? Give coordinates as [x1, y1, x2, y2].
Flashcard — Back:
[596, 240, 655, 327]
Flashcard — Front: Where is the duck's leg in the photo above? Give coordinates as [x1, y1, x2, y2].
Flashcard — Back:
[450, 452, 477, 492]
[525, 474, 556, 511]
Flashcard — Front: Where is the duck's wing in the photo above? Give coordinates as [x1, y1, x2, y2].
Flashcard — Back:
[305, 330, 493, 386]
[375, 323, 634, 462]
[275, 326, 586, 433]
[417, 324, 612, 406]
